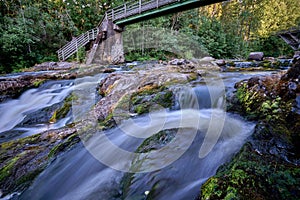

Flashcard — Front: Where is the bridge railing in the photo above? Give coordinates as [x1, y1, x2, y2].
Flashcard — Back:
[106, 0, 178, 22]
[57, 28, 99, 61]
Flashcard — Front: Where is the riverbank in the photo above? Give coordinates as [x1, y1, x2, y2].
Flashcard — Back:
[200, 56, 300, 199]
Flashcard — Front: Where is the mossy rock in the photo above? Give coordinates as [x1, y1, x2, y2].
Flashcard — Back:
[131, 85, 173, 115]
[99, 85, 174, 130]
[121, 129, 177, 199]
[0, 134, 48, 195]
[0, 127, 80, 196]
[200, 143, 300, 200]
[49, 93, 77, 123]
[136, 129, 177, 153]
[48, 133, 80, 158]
[32, 79, 45, 87]
[98, 113, 117, 130]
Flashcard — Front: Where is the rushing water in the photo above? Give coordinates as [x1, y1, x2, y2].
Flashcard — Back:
[0, 80, 73, 142]
[0, 74, 105, 143]
[14, 70, 260, 200]
[2, 69, 281, 200]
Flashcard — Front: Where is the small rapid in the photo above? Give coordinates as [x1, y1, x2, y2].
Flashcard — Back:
[0, 74, 104, 143]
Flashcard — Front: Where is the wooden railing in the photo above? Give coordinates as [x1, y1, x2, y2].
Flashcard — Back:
[57, 0, 184, 61]
[57, 28, 99, 61]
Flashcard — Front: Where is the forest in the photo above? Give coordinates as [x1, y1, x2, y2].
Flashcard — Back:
[0, 0, 299, 73]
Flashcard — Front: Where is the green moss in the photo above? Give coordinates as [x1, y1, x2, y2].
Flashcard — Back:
[32, 79, 45, 87]
[0, 156, 20, 181]
[200, 143, 300, 200]
[188, 72, 198, 81]
[16, 168, 44, 188]
[235, 83, 292, 122]
[0, 133, 40, 150]
[201, 177, 220, 199]
[49, 110, 57, 123]
[259, 61, 272, 68]
[49, 93, 77, 123]
[134, 104, 149, 115]
[98, 113, 116, 130]
[48, 133, 79, 158]
[136, 129, 177, 153]
[131, 86, 173, 115]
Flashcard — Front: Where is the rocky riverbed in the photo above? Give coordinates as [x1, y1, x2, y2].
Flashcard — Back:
[0, 57, 299, 199]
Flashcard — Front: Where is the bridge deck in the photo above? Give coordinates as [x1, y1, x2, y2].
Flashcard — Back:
[105, 0, 224, 26]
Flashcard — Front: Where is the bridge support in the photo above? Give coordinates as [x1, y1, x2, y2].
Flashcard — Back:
[86, 20, 125, 65]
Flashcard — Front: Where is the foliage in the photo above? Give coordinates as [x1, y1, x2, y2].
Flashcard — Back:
[1, 0, 299, 72]
[0, 0, 116, 73]
[248, 35, 294, 57]
[236, 82, 292, 122]
[197, 16, 228, 58]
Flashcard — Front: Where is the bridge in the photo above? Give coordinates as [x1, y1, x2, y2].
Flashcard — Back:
[57, 0, 225, 64]
[278, 27, 300, 51]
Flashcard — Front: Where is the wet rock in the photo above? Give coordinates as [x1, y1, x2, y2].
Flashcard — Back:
[94, 65, 192, 121]
[248, 52, 264, 61]
[168, 58, 189, 65]
[247, 76, 260, 87]
[0, 76, 34, 101]
[199, 56, 215, 62]
[264, 57, 276, 62]
[282, 56, 300, 80]
[215, 59, 226, 66]
[0, 127, 78, 196]
[294, 51, 300, 58]
[33, 62, 74, 71]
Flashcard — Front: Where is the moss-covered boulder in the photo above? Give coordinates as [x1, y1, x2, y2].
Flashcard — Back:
[0, 127, 78, 197]
[200, 143, 300, 200]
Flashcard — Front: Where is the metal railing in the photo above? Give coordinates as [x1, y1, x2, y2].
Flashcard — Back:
[106, 0, 177, 22]
[57, 28, 99, 61]
[57, 0, 181, 61]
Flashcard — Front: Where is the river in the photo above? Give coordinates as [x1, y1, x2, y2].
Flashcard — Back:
[0, 69, 277, 200]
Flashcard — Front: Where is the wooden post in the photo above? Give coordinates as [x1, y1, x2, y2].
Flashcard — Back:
[157, 0, 159, 8]
[112, 9, 114, 20]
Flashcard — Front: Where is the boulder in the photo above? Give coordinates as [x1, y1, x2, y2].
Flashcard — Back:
[248, 52, 264, 61]
[215, 59, 226, 66]
[263, 57, 275, 62]
[33, 62, 74, 71]
[168, 58, 189, 65]
[199, 56, 215, 62]
[294, 51, 300, 59]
